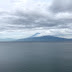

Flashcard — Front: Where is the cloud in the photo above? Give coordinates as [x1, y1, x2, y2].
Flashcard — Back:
[50, 0, 72, 13]
[0, 0, 72, 39]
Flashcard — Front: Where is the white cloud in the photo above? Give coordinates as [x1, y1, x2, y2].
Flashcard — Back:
[0, 0, 72, 39]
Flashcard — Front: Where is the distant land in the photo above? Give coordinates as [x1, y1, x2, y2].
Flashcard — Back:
[0, 33, 72, 42]
[17, 35, 72, 42]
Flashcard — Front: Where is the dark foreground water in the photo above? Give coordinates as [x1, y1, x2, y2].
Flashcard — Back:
[0, 42, 71, 72]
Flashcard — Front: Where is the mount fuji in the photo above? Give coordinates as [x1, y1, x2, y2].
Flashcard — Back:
[17, 33, 72, 42]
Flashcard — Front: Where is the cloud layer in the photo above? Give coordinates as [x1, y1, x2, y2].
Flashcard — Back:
[0, 0, 72, 39]
[50, 0, 72, 13]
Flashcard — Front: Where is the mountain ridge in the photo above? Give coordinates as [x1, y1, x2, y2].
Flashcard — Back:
[17, 35, 72, 42]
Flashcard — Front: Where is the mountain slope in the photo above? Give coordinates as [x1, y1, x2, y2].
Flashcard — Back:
[29, 33, 40, 38]
[17, 35, 72, 42]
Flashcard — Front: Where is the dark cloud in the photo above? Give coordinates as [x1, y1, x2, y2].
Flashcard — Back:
[6, 11, 57, 28]
[0, 10, 69, 31]
[50, 0, 72, 13]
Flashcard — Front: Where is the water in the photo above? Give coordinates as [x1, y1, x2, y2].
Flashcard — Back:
[0, 42, 71, 72]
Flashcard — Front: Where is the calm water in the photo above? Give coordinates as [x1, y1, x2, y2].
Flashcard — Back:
[0, 42, 71, 72]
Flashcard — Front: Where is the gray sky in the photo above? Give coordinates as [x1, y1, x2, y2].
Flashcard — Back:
[0, 0, 72, 39]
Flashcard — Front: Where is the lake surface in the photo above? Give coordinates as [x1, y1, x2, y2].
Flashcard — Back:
[0, 42, 71, 72]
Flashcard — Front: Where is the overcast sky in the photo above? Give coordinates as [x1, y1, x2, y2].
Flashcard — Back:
[0, 0, 72, 39]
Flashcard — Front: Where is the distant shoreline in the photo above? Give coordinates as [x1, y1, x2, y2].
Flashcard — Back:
[0, 41, 72, 44]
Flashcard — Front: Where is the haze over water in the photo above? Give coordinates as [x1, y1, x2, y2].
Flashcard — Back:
[0, 42, 71, 72]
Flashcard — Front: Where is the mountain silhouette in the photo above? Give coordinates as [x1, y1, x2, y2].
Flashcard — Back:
[17, 35, 72, 42]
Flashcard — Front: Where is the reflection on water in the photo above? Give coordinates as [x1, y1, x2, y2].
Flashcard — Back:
[0, 42, 71, 72]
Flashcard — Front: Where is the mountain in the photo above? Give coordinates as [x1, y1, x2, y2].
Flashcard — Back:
[17, 35, 72, 42]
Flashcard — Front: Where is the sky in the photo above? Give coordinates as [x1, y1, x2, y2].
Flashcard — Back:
[0, 0, 72, 39]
